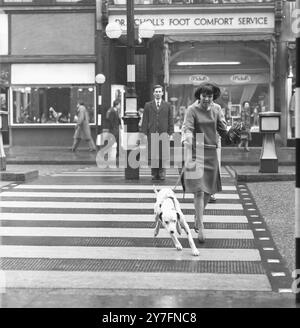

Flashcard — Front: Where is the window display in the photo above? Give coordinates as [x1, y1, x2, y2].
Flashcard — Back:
[12, 85, 95, 125]
[168, 83, 269, 130]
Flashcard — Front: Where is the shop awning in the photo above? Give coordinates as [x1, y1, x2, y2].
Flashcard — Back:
[164, 33, 274, 43]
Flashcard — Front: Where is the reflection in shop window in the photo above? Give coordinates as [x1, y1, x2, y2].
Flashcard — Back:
[12, 86, 95, 125]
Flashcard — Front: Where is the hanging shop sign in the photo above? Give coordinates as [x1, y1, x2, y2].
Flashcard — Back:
[170, 73, 268, 85]
[230, 74, 251, 83]
[109, 12, 274, 33]
[189, 75, 209, 84]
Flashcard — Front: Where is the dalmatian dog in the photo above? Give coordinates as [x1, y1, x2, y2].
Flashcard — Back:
[153, 186, 200, 256]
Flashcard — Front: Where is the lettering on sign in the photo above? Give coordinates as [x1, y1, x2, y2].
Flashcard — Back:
[231, 74, 251, 83]
[189, 75, 209, 84]
[110, 13, 274, 31]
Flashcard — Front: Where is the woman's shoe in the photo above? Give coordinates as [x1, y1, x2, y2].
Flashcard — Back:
[198, 224, 205, 243]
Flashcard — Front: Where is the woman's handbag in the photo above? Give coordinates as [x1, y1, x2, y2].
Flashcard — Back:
[226, 122, 244, 144]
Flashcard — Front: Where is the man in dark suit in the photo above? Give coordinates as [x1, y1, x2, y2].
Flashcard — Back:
[141, 85, 174, 180]
[106, 99, 121, 158]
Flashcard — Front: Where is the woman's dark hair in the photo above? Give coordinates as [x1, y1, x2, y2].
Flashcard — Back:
[194, 82, 221, 101]
[242, 101, 250, 107]
[113, 99, 121, 107]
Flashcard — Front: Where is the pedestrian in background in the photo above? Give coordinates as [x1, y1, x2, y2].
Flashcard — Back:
[71, 102, 96, 152]
[138, 107, 144, 131]
[141, 85, 174, 180]
[106, 99, 122, 159]
[238, 100, 251, 152]
[181, 82, 240, 242]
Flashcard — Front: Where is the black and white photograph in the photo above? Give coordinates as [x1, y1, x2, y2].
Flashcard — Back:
[0, 0, 300, 317]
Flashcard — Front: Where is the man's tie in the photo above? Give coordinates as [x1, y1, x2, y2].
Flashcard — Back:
[156, 101, 160, 110]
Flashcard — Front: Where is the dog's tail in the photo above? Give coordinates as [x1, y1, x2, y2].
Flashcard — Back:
[153, 185, 159, 195]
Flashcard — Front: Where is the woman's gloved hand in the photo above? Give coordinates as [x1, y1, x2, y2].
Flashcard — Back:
[227, 122, 244, 144]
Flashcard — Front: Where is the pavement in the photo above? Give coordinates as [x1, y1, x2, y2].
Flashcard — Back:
[3, 145, 296, 166]
[1, 145, 296, 182]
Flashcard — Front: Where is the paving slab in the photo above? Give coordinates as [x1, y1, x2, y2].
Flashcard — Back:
[0, 170, 38, 181]
[1, 288, 298, 308]
[229, 165, 295, 182]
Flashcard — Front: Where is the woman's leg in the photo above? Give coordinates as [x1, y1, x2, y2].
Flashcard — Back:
[88, 138, 96, 151]
[244, 139, 249, 152]
[71, 138, 81, 151]
[203, 192, 210, 208]
[194, 191, 207, 242]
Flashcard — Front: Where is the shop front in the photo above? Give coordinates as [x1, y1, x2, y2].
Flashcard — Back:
[166, 41, 271, 146]
[2, 11, 96, 147]
[109, 5, 275, 146]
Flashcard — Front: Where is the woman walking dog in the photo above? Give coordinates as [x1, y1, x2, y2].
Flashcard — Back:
[181, 82, 242, 242]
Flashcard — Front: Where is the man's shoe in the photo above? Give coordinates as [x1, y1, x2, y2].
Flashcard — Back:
[209, 194, 216, 203]
[152, 176, 159, 180]
[158, 169, 166, 181]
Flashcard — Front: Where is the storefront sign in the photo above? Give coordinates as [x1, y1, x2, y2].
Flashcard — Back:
[189, 75, 209, 84]
[231, 74, 251, 83]
[11, 64, 95, 84]
[109, 12, 274, 32]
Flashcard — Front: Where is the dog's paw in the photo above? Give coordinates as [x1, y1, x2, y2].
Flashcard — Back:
[192, 249, 200, 256]
[176, 244, 183, 251]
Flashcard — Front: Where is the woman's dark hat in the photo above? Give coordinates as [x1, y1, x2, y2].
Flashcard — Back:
[194, 82, 221, 101]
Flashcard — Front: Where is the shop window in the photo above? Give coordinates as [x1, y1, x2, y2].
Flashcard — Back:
[12, 86, 95, 125]
[168, 83, 269, 130]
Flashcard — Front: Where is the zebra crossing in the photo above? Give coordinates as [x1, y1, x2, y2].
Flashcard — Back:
[0, 166, 273, 291]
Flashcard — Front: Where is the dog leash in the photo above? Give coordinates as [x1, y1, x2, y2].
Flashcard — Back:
[172, 165, 186, 197]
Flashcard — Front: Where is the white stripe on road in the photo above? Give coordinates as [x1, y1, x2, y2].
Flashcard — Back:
[0, 191, 239, 200]
[14, 184, 237, 191]
[0, 201, 243, 210]
[1, 271, 271, 291]
[0, 213, 248, 223]
[53, 173, 230, 177]
[76, 168, 230, 174]
[0, 246, 261, 261]
[0, 227, 254, 239]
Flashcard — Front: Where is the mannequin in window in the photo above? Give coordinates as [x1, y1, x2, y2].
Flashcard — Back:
[238, 101, 251, 152]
